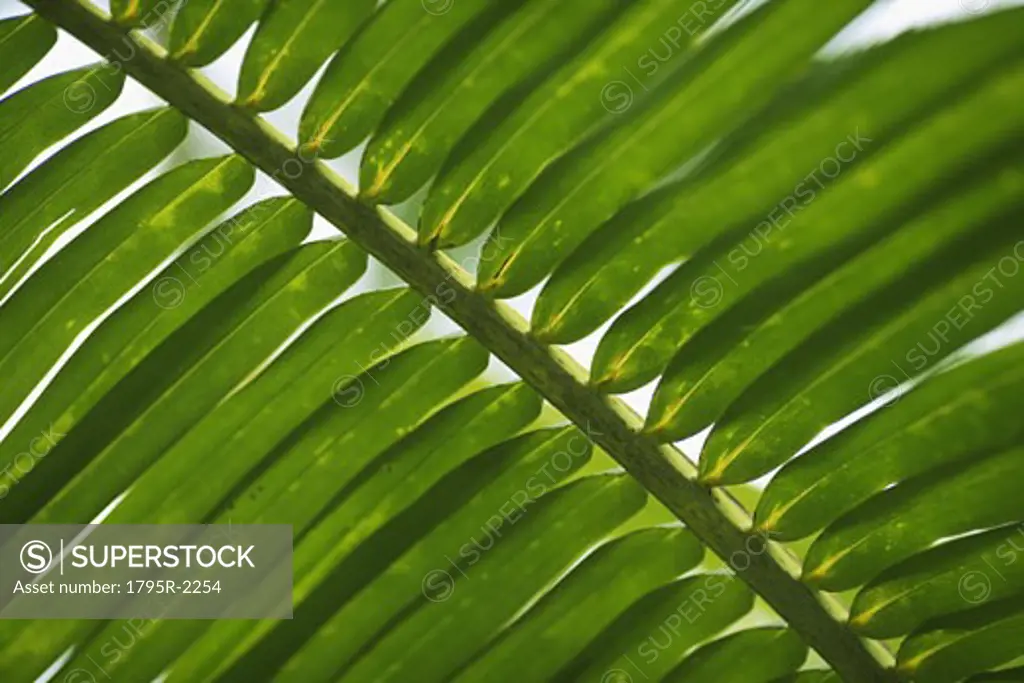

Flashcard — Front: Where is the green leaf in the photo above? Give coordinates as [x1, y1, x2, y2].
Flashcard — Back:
[51, 340, 503, 683]
[0, 241, 366, 680]
[803, 446, 1024, 592]
[591, 58, 1024, 395]
[662, 628, 808, 682]
[225, 336, 490, 533]
[201, 383, 545, 681]
[0, 14, 57, 96]
[22, 239, 366, 526]
[337, 474, 645, 683]
[0, 196, 311, 518]
[850, 522, 1024, 639]
[110, 0, 173, 27]
[897, 595, 1024, 683]
[70, 336, 485, 677]
[298, 0, 499, 158]
[113, 290, 432, 526]
[237, 0, 375, 112]
[0, 155, 253, 431]
[15, 2, 1019, 681]
[418, 0, 734, 248]
[771, 672, 842, 683]
[968, 667, 1024, 683]
[475, 0, 872, 298]
[359, 0, 628, 204]
[271, 427, 597, 681]
[0, 63, 124, 190]
[0, 108, 187, 300]
[561, 573, 755, 681]
[698, 223, 1024, 486]
[755, 341, 1024, 541]
[136, 428, 578, 683]
[646, 158, 1024, 441]
[169, 0, 271, 67]
[453, 527, 704, 682]
[531, 8, 1024, 344]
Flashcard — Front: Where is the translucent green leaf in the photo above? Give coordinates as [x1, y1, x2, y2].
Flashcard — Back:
[273, 427, 596, 681]
[22, 240, 365, 526]
[337, 474, 645, 683]
[756, 342, 1024, 541]
[227, 337, 490, 533]
[592, 59, 1024, 394]
[804, 446, 1024, 592]
[454, 527, 704, 682]
[561, 573, 754, 681]
[197, 384, 545, 681]
[0, 155, 253, 431]
[897, 595, 1024, 683]
[646, 159, 1024, 441]
[52, 337, 503, 683]
[850, 522, 1024, 639]
[0, 197, 310, 516]
[0, 14, 56, 97]
[662, 628, 807, 683]
[169, 0, 271, 67]
[0, 63, 124, 190]
[237, 0, 375, 111]
[360, 0, 628, 204]
[532, 8, 1024, 344]
[475, 0, 871, 298]
[418, 0, 733, 248]
[114, 290, 432, 526]
[0, 108, 187, 300]
[699, 226, 1024, 486]
[299, 0, 498, 158]
[71, 336, 487, 679]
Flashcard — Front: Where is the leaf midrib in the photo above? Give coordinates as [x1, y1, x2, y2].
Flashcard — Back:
[0, 13, 42, 49]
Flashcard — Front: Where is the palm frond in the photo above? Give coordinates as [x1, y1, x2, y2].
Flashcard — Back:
[1, 0, 1021, 680]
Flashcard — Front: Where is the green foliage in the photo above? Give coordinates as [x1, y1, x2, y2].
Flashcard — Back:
[1, 0, 1021, 681]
